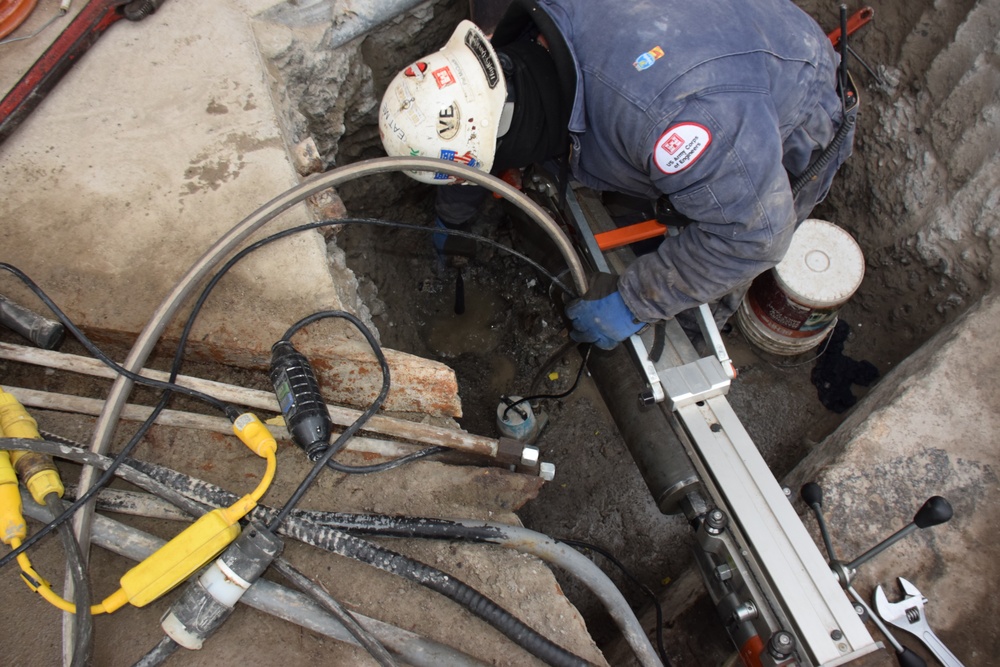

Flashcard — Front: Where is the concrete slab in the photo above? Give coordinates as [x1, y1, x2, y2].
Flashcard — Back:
[785, 292, 1000, 665]
[0, 0, 461, 416]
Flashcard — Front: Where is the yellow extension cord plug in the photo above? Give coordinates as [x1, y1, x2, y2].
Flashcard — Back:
[0, 389, 64, 504]
[0, 447, 27, 547]
[3, 403, 278, 615]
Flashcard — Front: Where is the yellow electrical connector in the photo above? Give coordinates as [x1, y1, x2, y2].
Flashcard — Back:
[0, 388, 64, 503]
[232, 412, 278, 502]
[2, 406, 278, 616]
[0, 447, 27, 546]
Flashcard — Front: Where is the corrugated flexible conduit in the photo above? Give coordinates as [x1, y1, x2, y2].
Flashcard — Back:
[19, 433, 661, 666]
[18, 491, 489, 667]
[8, 437, 596, 667]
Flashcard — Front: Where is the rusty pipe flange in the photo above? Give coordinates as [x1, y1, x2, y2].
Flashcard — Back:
[0, 0, 39, 39]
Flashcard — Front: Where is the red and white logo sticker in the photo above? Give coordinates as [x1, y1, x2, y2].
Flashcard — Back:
[432, 66, 456, 89]
[653, 123, 711, 174]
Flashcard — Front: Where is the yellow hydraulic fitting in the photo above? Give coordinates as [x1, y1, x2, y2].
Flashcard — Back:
[0, 388, 64, 503]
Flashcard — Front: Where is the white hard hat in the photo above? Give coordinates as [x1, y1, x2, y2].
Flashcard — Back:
[379, 20, 507, 184]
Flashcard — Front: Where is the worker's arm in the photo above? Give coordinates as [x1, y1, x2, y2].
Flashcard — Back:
[618, 93, 799, 323]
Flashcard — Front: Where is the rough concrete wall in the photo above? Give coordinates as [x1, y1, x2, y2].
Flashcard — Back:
[246, 0, 467, 335]
[810, 0, 1000, 358]
[249, 0, 464, 166]
[783, 291, 1000, 663]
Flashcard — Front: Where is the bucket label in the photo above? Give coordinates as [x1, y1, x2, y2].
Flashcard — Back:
[747, 271, 839, 338]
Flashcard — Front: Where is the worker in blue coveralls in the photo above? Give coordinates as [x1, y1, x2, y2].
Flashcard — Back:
[378, 0, 857, 350]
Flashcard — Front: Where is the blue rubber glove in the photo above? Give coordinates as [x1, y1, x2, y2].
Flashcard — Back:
[565, 273, 646, 350]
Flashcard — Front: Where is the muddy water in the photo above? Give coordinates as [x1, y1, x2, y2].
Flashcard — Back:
[420, 280, 505, 357]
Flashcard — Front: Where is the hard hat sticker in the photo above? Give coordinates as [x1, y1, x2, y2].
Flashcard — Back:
[437, 104, 460, 139]
[435, 150, 480, 180]
[464, 28, 500, 89]
[404, 62, 428, 78]
[653, 123, 712, 174]
[432, 66, 456, 89]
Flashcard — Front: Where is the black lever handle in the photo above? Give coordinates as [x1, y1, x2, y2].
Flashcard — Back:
[801, 482, 823, 507]
[847, 496, 954, 571]
[914, 496, 952, 528]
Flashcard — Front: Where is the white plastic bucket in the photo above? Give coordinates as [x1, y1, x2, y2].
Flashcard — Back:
[736, 219, 865, 356]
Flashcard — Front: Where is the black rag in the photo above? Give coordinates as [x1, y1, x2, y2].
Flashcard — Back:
[810, 320, 879, 413]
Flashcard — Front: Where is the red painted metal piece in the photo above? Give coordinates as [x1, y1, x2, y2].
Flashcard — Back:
[827, 6, 874, 47]
[0, 0, 132, 145]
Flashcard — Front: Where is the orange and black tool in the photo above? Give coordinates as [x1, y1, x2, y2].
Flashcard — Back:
[826, 6, 874, 47]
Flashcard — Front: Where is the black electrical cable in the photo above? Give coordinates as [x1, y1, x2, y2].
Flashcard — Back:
[0, 263, 236, 570]
[272, 558, 399, 667]
[21, 438, 587, 667]
[502, 344, 592, 420]
[110, 454, 593, 667]
[277, 514, 593, 667]
[0, 438, 208, 518]
[267, 310, 391, 532]
[0, 263, 236, 417]
[558, 538, 671, 667]
[131, 636, 180, 667]
[43, 494, 93, 667]
[325, 446, 449, 475]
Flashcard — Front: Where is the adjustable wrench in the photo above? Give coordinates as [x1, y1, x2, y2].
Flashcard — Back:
[874, 577, 965, 667]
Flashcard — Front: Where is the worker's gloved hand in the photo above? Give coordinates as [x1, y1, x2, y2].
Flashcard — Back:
[433, 218, 476, 268]
[565, 273, 646, 350]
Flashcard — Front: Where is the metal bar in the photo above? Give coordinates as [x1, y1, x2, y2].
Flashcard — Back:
[678, 396, 878, 664]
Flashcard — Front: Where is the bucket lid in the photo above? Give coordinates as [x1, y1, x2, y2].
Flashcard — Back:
[774, 219, 865, 308]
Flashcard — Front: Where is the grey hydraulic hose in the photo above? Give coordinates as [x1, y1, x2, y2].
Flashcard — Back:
[464, 521, 661, 667]
[72, 156, 588, 610]
[79, 156, 586, 541]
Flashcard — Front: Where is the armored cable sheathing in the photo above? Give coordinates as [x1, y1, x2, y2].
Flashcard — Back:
[790, 113, 856, 197]
[275, 514, 592, 667]
[19, 494, 489, 667]
[120, 457, 657, 666]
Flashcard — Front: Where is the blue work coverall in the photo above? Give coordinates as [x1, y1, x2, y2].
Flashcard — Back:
[522, 0, 856, 322]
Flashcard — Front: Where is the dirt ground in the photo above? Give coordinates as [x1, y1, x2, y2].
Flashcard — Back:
[332, 172, 871, 661]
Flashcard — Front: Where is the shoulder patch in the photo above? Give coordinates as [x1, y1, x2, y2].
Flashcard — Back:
[633, 46, 664, 71]
[653, 123, 712, 174]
